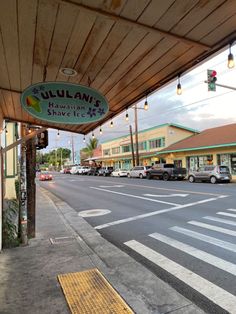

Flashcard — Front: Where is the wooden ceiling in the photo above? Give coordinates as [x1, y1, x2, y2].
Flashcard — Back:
[0, 0, 236, 135]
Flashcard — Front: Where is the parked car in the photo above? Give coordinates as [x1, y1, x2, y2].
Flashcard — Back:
[146, 163, 187, 181]
[87, 167, 100, 176]
[78, 166, 90, 175]
[98, 167, 114, 176]
[188, 165, 231, 184]
[39, 171, 52, 181]
[127, 166, 152, 179]
[70, 166, 81, 174]
[63, 167, 71, 174]
[111, 168, 128, 177]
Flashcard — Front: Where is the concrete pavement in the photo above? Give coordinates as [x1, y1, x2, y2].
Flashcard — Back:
[0, 186, 205, 314]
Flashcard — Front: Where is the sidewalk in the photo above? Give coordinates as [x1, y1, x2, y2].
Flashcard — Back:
[0, 186, 205, 314]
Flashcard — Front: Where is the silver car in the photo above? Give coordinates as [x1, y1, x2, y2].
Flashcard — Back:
[127, 166, 151, 179]
[188, 165, 231, 184]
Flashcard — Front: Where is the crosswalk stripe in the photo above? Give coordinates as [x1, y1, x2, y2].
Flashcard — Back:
[124, 240, 236, 313]
[149, 232, 236, 276]
[170, 226, 236, 253]
[217, 212, 236, 218]
[204, 216, 236, 226]
[188, 220, 236, 237]
[227, 209, 236, 212]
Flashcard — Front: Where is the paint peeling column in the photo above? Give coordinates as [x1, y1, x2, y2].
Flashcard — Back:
[19, 124, 28, 245]
[0, 117, 3, 250]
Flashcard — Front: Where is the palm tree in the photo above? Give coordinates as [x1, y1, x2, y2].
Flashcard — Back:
[81, 138, 98, 160]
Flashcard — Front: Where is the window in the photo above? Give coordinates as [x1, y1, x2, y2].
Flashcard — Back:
[103, 149, 110, 156]
[112, 147, 120, 154]
[122, 145, 131, 153]
[139, 141, 147, 151]
[149, 138, 165, 149]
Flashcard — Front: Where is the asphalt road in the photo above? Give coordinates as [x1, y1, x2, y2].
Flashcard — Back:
[38, 173, 236, 314]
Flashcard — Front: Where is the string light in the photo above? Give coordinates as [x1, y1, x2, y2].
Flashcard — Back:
[110, 120, 114, 128]
[228, 43, 234, 69]
[125, 109, 129, 121]
[99, 127, 103, 134]
[144, 94, 149, 110]
[177, 74, 182, 95]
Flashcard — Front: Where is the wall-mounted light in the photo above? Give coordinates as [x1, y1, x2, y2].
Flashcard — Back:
[144, 95, 149, 110]
[125, 109, 129, 121]
[110, 120, 114, 128]
[28, 128, 32, 134]
[57, 130, 60, 137]
[228, 43, 235, 69]
[83, 135, 86, 143]
[92, 131, 95, 139]
[99, 127, 103, 135]
[177, 74, 182, 95]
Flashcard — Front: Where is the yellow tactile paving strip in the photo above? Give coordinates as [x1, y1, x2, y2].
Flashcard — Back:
[58, 269, 134, 314]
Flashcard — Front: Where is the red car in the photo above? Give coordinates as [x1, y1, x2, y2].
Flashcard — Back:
[39, 171, 52, 181]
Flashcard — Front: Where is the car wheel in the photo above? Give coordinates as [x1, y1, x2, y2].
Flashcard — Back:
[139, 173, 143, 179]
[210, 176, 217, 184]
[188, 175, 195, 183]
[163, 173, 169, 181]
[147, 173, 152, 180]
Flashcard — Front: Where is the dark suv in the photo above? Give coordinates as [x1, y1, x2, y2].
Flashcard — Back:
[98, 167, 114, 176]
[87, 167, 100, 176]
[188, 165, 231, 184]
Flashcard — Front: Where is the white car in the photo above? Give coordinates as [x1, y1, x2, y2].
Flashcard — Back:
[111, 168, 128, 177]
[127, 166, 152, 179]
[70, 166, 81, 174]
[78, 166, 90, 175]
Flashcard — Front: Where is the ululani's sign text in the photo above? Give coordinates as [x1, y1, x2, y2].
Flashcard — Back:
[21, 82, 109, 124]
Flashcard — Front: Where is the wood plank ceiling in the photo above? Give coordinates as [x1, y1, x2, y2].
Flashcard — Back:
[0, 0, 236, 135]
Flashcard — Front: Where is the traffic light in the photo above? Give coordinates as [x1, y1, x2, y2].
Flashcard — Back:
[36, 130, 48, 150]
[207, 69, 217, 91]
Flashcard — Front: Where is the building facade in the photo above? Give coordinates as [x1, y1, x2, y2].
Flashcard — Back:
[99, 123, 198, 169]
[156, 123, 236, 180]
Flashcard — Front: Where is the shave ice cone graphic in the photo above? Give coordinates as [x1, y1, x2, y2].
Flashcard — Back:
[26, 95, 42, 113]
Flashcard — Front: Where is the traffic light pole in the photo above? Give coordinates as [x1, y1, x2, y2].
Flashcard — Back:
[205, 80, 236, 91]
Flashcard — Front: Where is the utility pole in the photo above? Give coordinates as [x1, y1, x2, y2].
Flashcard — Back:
[134, 104, 139, 166]
[19, 124, 28, 245]
[71, 134, 75, 164]
[129, 125, 135, 167]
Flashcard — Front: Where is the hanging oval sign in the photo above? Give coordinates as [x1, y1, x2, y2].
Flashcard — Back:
[21, 82, 109, 124]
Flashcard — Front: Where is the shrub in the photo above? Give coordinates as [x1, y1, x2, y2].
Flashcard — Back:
[2, 199, 19, 248]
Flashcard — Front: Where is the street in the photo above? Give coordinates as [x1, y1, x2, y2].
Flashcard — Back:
[39, 174, 236, 313]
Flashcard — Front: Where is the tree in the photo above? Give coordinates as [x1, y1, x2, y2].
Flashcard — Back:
[80, 138, 98, 161]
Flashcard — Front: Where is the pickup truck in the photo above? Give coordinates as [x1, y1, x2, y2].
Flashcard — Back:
[146, 163, 187, 181]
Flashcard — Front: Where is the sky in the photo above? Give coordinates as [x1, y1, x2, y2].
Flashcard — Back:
[46, 44, 236, 154]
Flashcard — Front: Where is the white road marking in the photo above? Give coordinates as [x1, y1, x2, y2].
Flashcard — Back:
[78, 209, 111, 217]
[90, 187, 180, 206]
[144, 193, 189, 198]
[99, 185, 124, 188]
[188, 221, 236, 237]
[217, 212, 236, 218]
[94, 193, 224, 230]
[149, 232, 236, 276]
[171, 226, 236, 253]
[227, 209, 236, 212]
[204, 216, 236, 227]
[124, 240, 236, 313]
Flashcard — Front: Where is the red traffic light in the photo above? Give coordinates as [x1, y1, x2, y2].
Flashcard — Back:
[210, 70, 217, 77]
